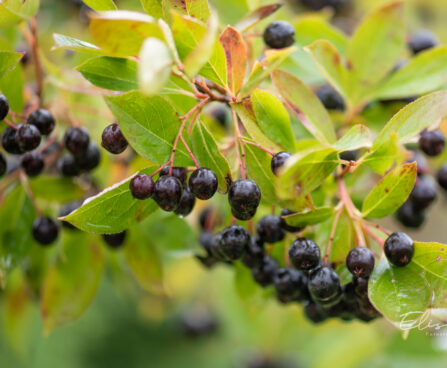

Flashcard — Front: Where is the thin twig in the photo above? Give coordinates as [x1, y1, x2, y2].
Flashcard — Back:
[240, 138, 274, 156]
[324, 207, 343, 266]
[180, 135, 200, 169]
[232, 109, 245, 178]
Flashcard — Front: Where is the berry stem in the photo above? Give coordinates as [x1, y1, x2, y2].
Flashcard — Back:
[324, 207, 343, 266]
[337, 178, 357, 217]
[232, 109, 246, 179]
[362, 220, 391, 236]
[353, 220, 367, 247]
[362, 224, 385, 249]
[4, 118, 18, 130]
[150, 162, 171, 178]
[239, 138, 274, 156]
[180, 135, 200, 169]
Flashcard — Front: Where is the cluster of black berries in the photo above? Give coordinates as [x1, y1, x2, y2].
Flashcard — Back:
[397, 130, 446, 228]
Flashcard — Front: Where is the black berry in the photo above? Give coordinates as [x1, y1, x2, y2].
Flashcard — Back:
[32, 217, 59, 246]
[189, 168, 218, 200]
[231, 206, 257, 221]
[339, 150, 358, 162]
[2, 126, 24, 154]
[103, 231, 127, 249]
[353, 276, 369, 298]
[160, 166, 188, 186]
[209, 104, 229, 127]
[16, 124, 41, 152]
[58, 154, 80, 177]
[316, 84, 345, 111]
[419, 129, 445, 156]
[27, 109, 55, 135]
[408, 29, 439, 55]
[59, 201, 81, 230]
[101, 123, 128, 154]
[280, 209, 303, 233]
[21, 152, 44, 177]
[219, 225, 250, 260]
[252, 256, 279, 287]
[75, 142, 101, 171]
[307, 266, 341, 303]
[0, 152, 6, 176]
[303, 302, 327, 324]
[407, 150, 428, 176]
[242, 235, 265, 269]
[64, 127, 90, 156]
[437, 164, 447, 190]
[256, 215, 285, 243]
[228, 179, 261, 220]
[409, 176, 437, 209]
[263, 21, 295, 49]
[153, 175, 183, 211]
[271, 152, 291, 176]
[289, 238, 321, 271]
[174, 187, 196, 216]
[396, 201, 425, 228]
[274, 267, 308, 303]
[384, 232, 414, 267]
[130, 174, 155, 200]
[0, 93, 9, 120]
[346, 247, 375, 278]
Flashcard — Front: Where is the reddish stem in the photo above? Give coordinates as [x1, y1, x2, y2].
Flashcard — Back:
[324, 208, 343, 266]
[4, 118, 18, 130]
[150, 162, 171, 178]
[180, 135, 200, 169]
[362, 220, 391, 236]
[363, 224, 385, 249]
[240, 138, 275, 156]
[232, 109, 246, 179]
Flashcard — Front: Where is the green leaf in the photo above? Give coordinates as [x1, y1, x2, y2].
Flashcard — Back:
[362, 163, 417, 218]
[89, 10, 163, 57]
[282, 207, 335, 227]
[82, 0, 116, 11]
[190, 121, 232, 192]
[235, 3, 283, 32]
[0, 0, 40, 28]
[52, 33, 102, 54]
[0, 51, 23, 80]
[0, 61, 24, 111]
[141, 0, 164, 19]
[238, 46, 296, 98]
[105, 91, 192, 165]
[41, 233, 104, 334]
[369, 256, 431, 328]
[29, 176, 85, 203]
[234, 261, 258, 301]
[276, 148, 339, 200]
[61, 167, 159, 234]
[334, 125, 372, 152]
[347, 2, 405, 102]
[361, 133, 398, 174]
[251, 89, 295, 152]
[167, 0, 210, 22]
[373, 47, 447, 100]
[76, 56, 138, 91]
[412, 242, 447, 282]
[138, 38, 173, 95]
[0, 186, 36, 283]
[374, 91, 447, 147]
[272, 70, 336, 145]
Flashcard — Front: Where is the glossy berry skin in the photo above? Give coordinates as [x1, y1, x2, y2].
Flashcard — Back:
[58, 154, 80, 177]
[274, 267, 308, 303]
[75, 142, 101, 171]
[103, 231, 126, 249]
[21, 152, 44, 177]
[346, 247, 375, 278]
[16, 124, 41, 152]
[419, 129, 445, 156]
[209, 233, 228, 261]
[2, 126, 24, 154]
[353, 277, 368, 298]
[160, 166, 188, 186]
[263, 21, 295, 49]
[153, 175, 183, 212]
[280, 209, 303, 233]
[252, 256, 279, 287]
[130, 174, 155, 200]
[396, 201, 425, 228]
[303, 302, 327, 324]
[437, 164, 447, 190]
[0, 94, 9, 120]
[231, 206, 257, 221]
[408, 30, 439, 55]
[385, 232, 414, 267]
[228, 179, 261, 219]
[271, 152, 291, 176]
[27, 109, 55, 135]
[64, 127, 90, 156]
[307, 266, 342, 303]
[256, 215, 285, 243]
[410, 176, 437, 210]
[32, 217, 59, 246]
[101, 123, 128, 154]
[0, 152, 6, 177]
[189, 168, 218, 200]
[242, 235, 265, 269]
[219, 225, 250, 260]
[316, 84, 345, 111]
[174, 187, 196, 216]
[289, 238, 321, 271]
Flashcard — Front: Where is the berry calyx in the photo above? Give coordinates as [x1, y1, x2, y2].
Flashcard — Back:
[219, 225, 250, 260]
[160, 166, 188, 186]
[0, 93, 9, 121]
[101, 123, 128, 154]
[263, 21, 295, 49]
[228, 179, 261, 220]
[58, 154, 80, 177]
[316, 84, 345, 111]
[75, 142, 101, 172]
[130, 174, 155, 200]
[189, 168, 218, 200]
[408, 29, 439, 55]
[174, 187, 196, 216]
[274, 267, 308, 303]
[419, 129, 445, 157]
[16, 124, 41, 152]
[289, 238, 321, 271]
[2, 126, 24, 154]
[153, 175, 183, 212]
[27, 109, 55, 135]
[384, 232, 414, 267]
[280, 209, 303, 233]
[346, 247, 375, 278]
[251, 256, 279, 287]
[32, 217, 59, 246]
[103, 231, 127, 249]
[409, 176, 437, 209]
[307, 266, 341, 303]
[271, 152, 291, 176]
[256, 215, 285, 243]
[64, 127, 90, 156]
[21, 152, 45, 177]
[0, 152, 6, 177]
[437, 164, 447, 190]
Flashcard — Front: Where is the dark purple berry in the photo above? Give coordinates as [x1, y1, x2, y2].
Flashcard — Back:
[307, 266, 341, 303]
[153, 175, 183, 211]
[289, 238, 320, 271]
[209, 104, 229, 127]
[2, 126, 24, 154]
[252, 256, 279, 287]
[64, 127, 90, 156]
[280, 209, 303, 233]
[16, 124, 41, 152]
[174, 187, 196, 216]
[256, 215, 285, 243]
[353, 277, 368, 298]
[228, 179, 261, 220]
[160, 166, 188, 186]
[408, 29, 439, 55]
[32, 217, 59, 246]
[130, 174, 155, 200]
[303, 302, 327, 324]
[271, 152, 291, 176]
[58, 154, 80, 177]
[410, 176, 437, 209]
[230, 206, 257, 221]
[396, 201, 426, 228]
[27, 109, 55, 135]
[263, 21, 295, 49]
[59, 201, 81, 230]
[0, 152, 6, 176]
[384, 232, 414, 267]
[101, 123, 128, 154]
[407, 150, 428, 176]
[316, 84, 345, 110]
[437, 164, 447, 190]
[346, 247, 375, 278]
[274, 267, 308, 303]
[0, 94, 9, 120]
[21, 151, 44, 177]
[339, 150, 358, 162]
[242, 235, 265, 269]
[103, 231, 126, 249]
[75, 142, 101, 171]
[189, 168, 218, 200]
[419, 129, 445, 156]
[219, 225, 250, 260]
